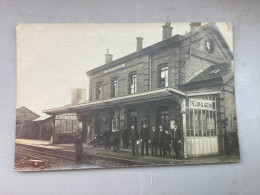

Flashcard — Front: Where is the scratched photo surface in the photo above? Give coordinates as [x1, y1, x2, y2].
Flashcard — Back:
[15, 23, 239, 171]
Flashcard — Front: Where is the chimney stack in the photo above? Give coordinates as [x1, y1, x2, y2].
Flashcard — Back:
[105, 49, 113, 64]
[71, 88, 86, 105]
[136, 37, 143, 51]
[190, 22, 201, 32]
[162, 22, 173, 40]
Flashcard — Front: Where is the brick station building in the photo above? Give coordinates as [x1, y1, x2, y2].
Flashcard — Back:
[44, 23, 238, 158]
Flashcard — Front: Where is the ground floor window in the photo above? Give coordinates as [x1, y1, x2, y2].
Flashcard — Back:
[55, 113, 79, 134]
[55, 119, 79, 133]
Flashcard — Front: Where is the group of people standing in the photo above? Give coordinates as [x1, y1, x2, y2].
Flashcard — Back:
[128, 124, 182, 159]
[104, 123, 182, 159]
[74, 123, 183, 163]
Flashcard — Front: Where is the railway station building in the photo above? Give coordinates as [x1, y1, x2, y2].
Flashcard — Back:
[44, 23, 238, 158]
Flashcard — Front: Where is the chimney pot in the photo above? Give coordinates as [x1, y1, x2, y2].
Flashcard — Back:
[136, 37, 143, 51]
[105, 49, 113, 64]
[162, 23, 173, 40]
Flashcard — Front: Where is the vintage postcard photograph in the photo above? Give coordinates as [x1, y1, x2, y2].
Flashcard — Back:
[16, 22, 239, 171]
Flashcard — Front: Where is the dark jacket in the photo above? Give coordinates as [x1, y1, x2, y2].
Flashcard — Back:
[75, 134, 83, 152]
[163, 133, 171, 145]
[140, 127, 149, 142]
[112, 130, 120, 141]
[172, 128, 181, 143]
[149, 129, 158, 143]
[121, 129, 129, 140]
[129, 129, 139, 142]
[158, 130, 165, 143]
[103, 131, 111, 143]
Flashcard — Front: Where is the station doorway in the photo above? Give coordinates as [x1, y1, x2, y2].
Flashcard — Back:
[158, 108, 169, 131]
[127, 111, 137, 130]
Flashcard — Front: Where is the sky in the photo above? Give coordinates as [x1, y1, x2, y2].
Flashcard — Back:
[16, 23, 232, 116]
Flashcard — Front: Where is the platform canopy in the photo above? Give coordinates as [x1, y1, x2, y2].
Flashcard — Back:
[43, 88, 186, 115]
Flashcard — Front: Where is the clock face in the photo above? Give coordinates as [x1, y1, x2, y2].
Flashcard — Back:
[205, 38, 215, 54]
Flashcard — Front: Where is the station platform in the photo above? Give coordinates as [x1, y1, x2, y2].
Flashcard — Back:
[15, 139, 240, 166]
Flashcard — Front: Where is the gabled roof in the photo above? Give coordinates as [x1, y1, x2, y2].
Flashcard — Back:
[33, 113, 52, 122]
[86, 23, 233, 76]
[189, 63, 231, 83]
[179, 63, 233, 90]
[16, 106, 40, 118]
[181, 23, 233, 59]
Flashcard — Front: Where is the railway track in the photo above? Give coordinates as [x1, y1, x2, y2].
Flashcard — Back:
[15, 145, 127, 170]
[15, 145, 99, 170]
[17, 146, 75, 161]
[15, 144, 155, 171]
[16, 150, 64, 167]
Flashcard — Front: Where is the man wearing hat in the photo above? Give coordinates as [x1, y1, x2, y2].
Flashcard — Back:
[75, 127, 83, 163]
[158, 125, 165, 157]
[172, 123, 182, 159]
[149, 126, 158, 156]
[140, 124, 149, 156]
[129, 125, 139, 156]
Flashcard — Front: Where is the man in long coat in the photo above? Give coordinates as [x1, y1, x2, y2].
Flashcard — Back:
[172, 123, 182, 159]
[121, 125, 129, 149]
[129, 125, 139, 156]
[103, 130, 111, 150]
[112, 130, 120, 152]
[149, 126, 158, 156]
[140, 124, 149, 156]
[163, 130, 171, 158]
[75, 128, 83, 163]
[158, 125, 165, 157]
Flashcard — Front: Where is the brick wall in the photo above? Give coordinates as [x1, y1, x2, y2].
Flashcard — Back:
[222, 79, 237, 133]
[151, 46, 180, 89]
[89, 54, 150, 101]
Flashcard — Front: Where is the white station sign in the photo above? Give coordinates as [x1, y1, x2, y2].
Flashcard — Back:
[55, 115, 77, 120]
[104, 64, 125, 74]
[189, 98, 214, 110]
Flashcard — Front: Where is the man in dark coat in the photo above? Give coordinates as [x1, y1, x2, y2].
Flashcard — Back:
[103, 130, 111, 150]
[112, 130, 120, 152]
[172, 123, 182, 159]
[163, 130, 171, 158]
[129, 125, 139, 156]
[158, 125, 165, 157]
[140, 124, 149, 156]
[149, 126, 158, 156]
[75, 129, 83, 163]
[121, 125, 129, 149]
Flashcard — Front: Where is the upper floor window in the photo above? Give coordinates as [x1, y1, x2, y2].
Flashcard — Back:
[129, 72, 137, 94]
[111, 78, 118, 97]
[158, 65, 168, 88]
[96, 82, 102, 100]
